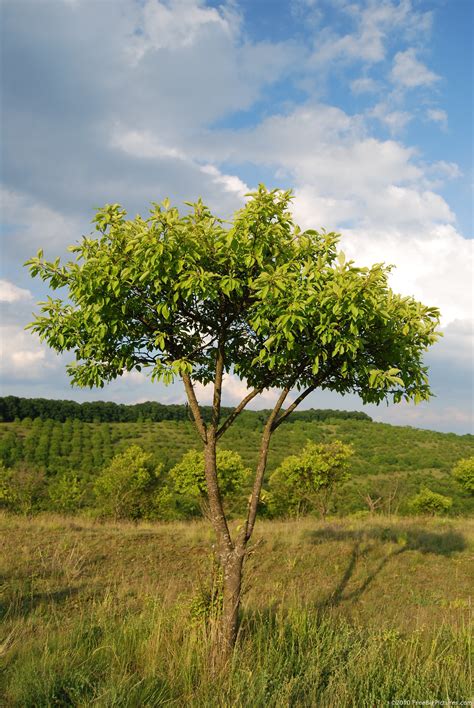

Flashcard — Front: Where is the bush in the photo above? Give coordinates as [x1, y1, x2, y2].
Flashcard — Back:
[48, 474, 86, 513]
[452, 457, 474, 495]
[94, 445, 164, 520]
[0, 462, 46, 514]
[408, 487, 452, 516]
[169, 448, 250, 516]
[268, 440, 353, 517]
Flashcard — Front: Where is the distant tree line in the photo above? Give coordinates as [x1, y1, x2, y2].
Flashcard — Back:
[0, 396, 372, 425]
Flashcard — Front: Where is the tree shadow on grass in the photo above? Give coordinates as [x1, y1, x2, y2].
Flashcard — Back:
[239, 523, 467, 645]
[305, 523, 466, 611]
[0, 586, 83, 621]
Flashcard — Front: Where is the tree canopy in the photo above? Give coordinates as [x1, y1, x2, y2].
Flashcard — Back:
[26, 186, 440, 415]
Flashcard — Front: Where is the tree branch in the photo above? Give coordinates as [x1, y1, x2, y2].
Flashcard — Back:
[212, 345, 225, 431]
[216, 387, 263, 440]
[271, 382, 319, 431]
[239, 386, 290, 547]
[182, 373, 208, 444]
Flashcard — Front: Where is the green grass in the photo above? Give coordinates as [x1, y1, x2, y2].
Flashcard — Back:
[1, 513, 472, 705]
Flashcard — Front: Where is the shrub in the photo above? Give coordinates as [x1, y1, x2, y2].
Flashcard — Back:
[169, 448, 250, 516]
[94, 445, 163, 520]
[409, 487, 452, 516]
[0, 462, 46, 514]
[452, 457, 474, 495]
[48, 474, 86, 513]
[268, 440, 353, 517]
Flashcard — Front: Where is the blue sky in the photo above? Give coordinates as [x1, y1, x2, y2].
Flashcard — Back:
[0, 0, 472, 433]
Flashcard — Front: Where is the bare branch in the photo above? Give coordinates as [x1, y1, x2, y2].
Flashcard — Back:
[239, 386, 290, 546]
[271, 383, 319, 431]
[211, 345, 225, 431]
[216, 387, 262, 440]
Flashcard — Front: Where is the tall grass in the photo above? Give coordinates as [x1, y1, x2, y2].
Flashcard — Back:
[1, 513, 472, 706]
[3, 600, 471, 706]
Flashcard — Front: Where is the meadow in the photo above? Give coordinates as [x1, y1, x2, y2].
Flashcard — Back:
[1, 512, 472, 706]
[1, 406, 473, 704]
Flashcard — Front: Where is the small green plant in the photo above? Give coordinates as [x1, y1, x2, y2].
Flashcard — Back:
[0, 461, 46, 514]
[452, 456, 474, 495]
[269, 440, 353, 517]
[48, 474, 85, 513]
[169, 449, 250, 515]
[409, 487, 452, 516]
[94, 445, 163, 520]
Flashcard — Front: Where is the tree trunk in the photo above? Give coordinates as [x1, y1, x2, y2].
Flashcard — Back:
[220, 550, 244, 662]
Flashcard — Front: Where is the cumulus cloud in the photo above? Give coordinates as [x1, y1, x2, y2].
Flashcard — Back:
[0, 280, 32, 303]
[129, 0, 235, 58]
[340, 225, 473, 326]
[1, 188, 85, 266]
[350, 77, 378, 94]
[310, 0, 432, 67]
[369, 102, 413, 133]
[0, 325, 61, 381]
[391, 48, 440, 88]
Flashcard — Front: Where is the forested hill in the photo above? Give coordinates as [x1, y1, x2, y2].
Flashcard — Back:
[0, 396, 372, 425]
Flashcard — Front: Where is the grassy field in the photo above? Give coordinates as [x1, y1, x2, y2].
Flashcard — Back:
[1, 512, 472, 706]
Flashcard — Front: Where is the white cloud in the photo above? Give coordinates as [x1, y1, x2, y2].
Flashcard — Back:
[1, 0, 471, 433]
[381, 401, 473, 431]
[350, 77, 378, 94]
[340, 224, 473, 326]
[0, 325, 60, 380]
[1, 188, 84, 262]
[369, 102, 412, 133]
[194, 373, 291, 409]
[111, 128, 187, 161]
[129, 0, 235, 59]
[426, 108, 448, 130]
[311, 0, 432, 67]
[0, 280, 32, 303]
[391, 48, 440, 88]
[199, 164, 249, 200]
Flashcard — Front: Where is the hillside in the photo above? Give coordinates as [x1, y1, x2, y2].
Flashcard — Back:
[1, 413, 472, 516]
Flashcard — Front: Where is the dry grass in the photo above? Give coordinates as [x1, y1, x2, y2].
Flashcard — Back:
[1, 512, 472, 705]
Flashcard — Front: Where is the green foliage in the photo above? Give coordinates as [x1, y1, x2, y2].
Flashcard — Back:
[0, 395, 372, 424]
[0, 462, 46, 514]
[0, 417, 473, 518]
[269, 440, 353, 517]
[48, 474, 85, 513]
[408, 487, 453, 516]
[26, 187, 440, 407]
[94, 445, 163, 520]
[170, 449, 250, 515]
[452, 456, 474, 495]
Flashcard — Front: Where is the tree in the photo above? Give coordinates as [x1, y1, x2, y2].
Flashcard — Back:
[170, 448, 250, 516]
[409, 486, 452, 516]
[26, 185, 440, 661]
[48, 473, 85, 513]
[94, 445, 162, 520]
[268, 440, 353, 517]
[452, 457, 474, 496]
